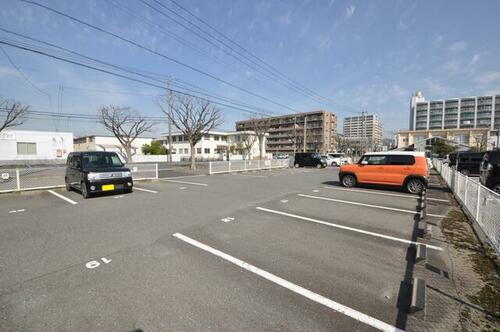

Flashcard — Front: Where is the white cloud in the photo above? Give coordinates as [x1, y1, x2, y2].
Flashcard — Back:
[442, 59, 461, 74]
[449, 41, 468, 52]
[298, 22, 310, 39]
[397, 17, 416, 31]
[345, 5, 356, 18]
[476, 72, 500, 84]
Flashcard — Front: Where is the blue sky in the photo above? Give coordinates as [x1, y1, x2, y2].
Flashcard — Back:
[1, 0, 500, 138]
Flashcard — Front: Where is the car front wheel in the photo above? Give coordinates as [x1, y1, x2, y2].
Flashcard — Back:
[65, 178, 71, 192]
[342, 174, 356, 188]
[81, 183, 90, 199]
[406, 179, 425, 195]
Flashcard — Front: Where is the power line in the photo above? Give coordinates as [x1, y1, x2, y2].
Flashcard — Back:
[17, 0, 301, 113]
[0, 28, 280, 115]
[0, 38, 280, 118]
[106, 0, 287, 100]
[137, 0, 324, 104]
[164, 0, 357, 110]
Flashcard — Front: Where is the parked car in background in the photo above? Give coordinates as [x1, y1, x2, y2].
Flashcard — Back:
[65, 151, 133, 198]
[274, 153, 289, 159]
[339, 151, 429, 194]
[479, 150, 500, 194]
[327, 153, 351, 166]
[321, 155, 335, 166]
[294, 152, 327, 168]
[449, 152, 485, 176]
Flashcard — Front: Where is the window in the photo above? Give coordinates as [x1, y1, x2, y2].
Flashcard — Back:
[214, 135, 219, 141]
[204, 148, 210, 154]
[17, 142, 37, 155]
[172, 136, 177, 142]
[82, 152, 123, 167]
[361, 155, 387, 165]
[197, 148, 202, 154]
[221, 136, 227, 141]
[388, 155, 415, 165]
[184, 148, 189, 154]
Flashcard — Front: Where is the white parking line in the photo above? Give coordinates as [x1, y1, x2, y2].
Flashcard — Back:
[232, 173, 268, 178]
[322, 186, 449, 202]
[133, 187, 158, 193]
[298, 194, 447, 218]
[162, 174, 207, 179]
[161, 179, 208, 186]
[173, 232, 403, 332]
[47, 190, 78, 205]
[256, 207, 442, 251]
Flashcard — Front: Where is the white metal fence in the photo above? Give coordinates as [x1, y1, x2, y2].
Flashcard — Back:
[433, 159, 500, 254]
[0, 163, 160, 193]
[209, 159, 289, 174]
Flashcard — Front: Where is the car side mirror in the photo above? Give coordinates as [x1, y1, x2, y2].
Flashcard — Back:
[361, 160, 368, 165]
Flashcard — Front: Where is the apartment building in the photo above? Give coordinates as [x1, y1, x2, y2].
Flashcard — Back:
[235, 110, 337, 154]
[409, 91, 500, 131]
[158, 130, 265, 159]
[399, 91, 500, 149]
[343, 114, 383, 147]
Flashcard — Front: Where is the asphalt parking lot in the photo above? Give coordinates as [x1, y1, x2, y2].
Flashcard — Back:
[0, 166, 453, 331]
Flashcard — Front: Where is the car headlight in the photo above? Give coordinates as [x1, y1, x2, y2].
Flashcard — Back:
[122, 171, 131, 178]
[87, 172, 99, 181]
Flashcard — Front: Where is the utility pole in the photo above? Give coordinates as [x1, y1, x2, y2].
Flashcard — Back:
[166, 81, 173, 163]
[303, 115, 307, 152]
[293, 116, 297, 154]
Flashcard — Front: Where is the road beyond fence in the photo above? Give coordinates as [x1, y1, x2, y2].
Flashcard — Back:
[433, 159, 500, 255]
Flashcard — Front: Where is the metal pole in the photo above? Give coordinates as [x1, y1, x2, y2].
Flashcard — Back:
[303, 115, 307, 152]
[475, 184, 481, 221]
[166, 81, 173, 163]
[16, 169, 20, 190]
[155, 163, 159, 179]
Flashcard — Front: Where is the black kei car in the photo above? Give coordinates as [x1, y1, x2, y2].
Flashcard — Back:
[479, 150, 500, 194]
[65, 151, 133, 198]
[449, 152, 485, 176]
[293, 152, 327, 168]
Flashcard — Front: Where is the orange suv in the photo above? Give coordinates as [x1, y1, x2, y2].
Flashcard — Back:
[339, 152, 429, 194]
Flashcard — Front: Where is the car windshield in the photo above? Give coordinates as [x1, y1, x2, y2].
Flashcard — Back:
[82, 152, 123, 168]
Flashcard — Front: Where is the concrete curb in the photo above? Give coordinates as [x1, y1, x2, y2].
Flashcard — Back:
[415, 244, 427, 265]
[409, 277, 426, 314]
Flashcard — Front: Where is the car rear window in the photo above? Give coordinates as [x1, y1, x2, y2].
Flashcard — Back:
[388, 155, 415, 165]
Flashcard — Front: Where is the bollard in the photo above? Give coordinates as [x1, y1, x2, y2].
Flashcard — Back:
[155, 163, 159, 179]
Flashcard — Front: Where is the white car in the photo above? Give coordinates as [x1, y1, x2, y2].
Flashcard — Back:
[327, 153, 351, 166]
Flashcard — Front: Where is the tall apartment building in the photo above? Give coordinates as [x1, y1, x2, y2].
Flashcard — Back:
[235, 110, 337, 154]
[398, 91, 500, 149]
[343, 114, 383, 147]
[409, 91, 500, 131]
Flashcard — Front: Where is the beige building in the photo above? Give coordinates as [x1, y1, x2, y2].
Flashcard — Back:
[73, 135, 154, 158]
[343, 114, 383, 149]
[235, 110, 337, 154]
[396, 128, 491, 150]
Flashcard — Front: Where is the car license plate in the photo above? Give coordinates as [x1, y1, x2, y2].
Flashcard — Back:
[102, 184, 115, 191]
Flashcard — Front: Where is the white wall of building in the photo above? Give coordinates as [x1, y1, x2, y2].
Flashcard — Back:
[160, 131, 265, 159]
[0, 130, 73, 162]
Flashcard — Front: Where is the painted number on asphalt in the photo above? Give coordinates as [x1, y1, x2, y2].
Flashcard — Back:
[221, 217, 235, 223]
[85, 257, 112, 269]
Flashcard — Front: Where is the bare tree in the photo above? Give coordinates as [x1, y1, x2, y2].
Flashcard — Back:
[159, 94, 222, 170]
[99, 106, 154, 163]
[0, 99, 29, 133]
[247, 117, 270, 159]
[241, 133, 257, 159]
